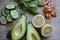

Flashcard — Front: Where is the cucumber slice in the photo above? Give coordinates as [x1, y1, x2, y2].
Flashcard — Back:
[0, 16, 7, 24]
[10, 10, 19, 19]
[1, 8, 9, 16]
[7, 14, 13, 22]
[6, 4, 16, 10]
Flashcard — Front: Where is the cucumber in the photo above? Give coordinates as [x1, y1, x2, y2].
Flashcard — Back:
[1, 8, 9, 16]
[10, 10, 19, 19]
[0, 16, 7, 24]
[11, 15, 27, 40]
[7, 14, 13, 22]
[6, 4, 16, 10]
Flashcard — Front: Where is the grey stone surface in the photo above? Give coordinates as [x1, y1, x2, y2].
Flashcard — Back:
[0, 0, 60, 40]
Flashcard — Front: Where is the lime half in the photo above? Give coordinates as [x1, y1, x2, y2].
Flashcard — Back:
[32, 15, 45, 28]
[41, 24, 53, 37]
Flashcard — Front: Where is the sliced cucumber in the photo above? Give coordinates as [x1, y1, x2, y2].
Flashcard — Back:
[0, 16, 7, 24]
[7, 14, 13, 22]
[1, 8, 9, 16]
[6, 4, 16, 10]
[10, 10, 19, 19]
[4, 9, 9, 14]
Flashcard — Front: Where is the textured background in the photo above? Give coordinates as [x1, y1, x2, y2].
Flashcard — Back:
[0, 0, 60, 40]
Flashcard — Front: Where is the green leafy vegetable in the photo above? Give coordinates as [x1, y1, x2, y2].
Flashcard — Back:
[14, 0, 43, 15]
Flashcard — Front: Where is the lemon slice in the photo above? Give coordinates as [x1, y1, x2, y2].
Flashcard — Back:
[32, 15, 45, 28]
[41, 24, 53, 37]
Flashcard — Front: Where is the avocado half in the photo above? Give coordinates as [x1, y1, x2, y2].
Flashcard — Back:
[11, 15, 27, 40]
[26, 22, 41, 40]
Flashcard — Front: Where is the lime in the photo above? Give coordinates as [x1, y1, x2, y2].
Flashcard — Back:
[32, 15, 45, 28]
[41, 24, 53, 37]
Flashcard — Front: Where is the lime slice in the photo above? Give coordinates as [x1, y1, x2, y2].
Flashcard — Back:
[41, 24, 53, 37]
[32, 15, 45, 28]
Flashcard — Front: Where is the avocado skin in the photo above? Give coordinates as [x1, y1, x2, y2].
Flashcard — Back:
[26, 22, 41, 40]
[11, 15, 27, 40]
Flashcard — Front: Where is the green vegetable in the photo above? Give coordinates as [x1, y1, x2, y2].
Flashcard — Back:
[1, 8, 9, 16]
[28, 8, 39, 15]
[26, 22, 41, 40]
[27, 1, 38, 8]
[14, 0, 19, 2]
[0, 16, 7, 24]
[6, 4, 16, 10]
[11, 15, 27, 40]
[23, 2, 39, 15]
[7, 14, 13, 22]
[14, 0, 41, 15]
[0, 4, 19, 25]
[35, 0, 43, 6]
[22, 0, 31, 2]
[10, 10, 19, 19]
[20, 10, 26, 15]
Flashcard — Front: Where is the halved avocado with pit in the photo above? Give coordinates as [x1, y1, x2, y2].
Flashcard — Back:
[27, 22, 41, 40]
[11, 15, 27, 40]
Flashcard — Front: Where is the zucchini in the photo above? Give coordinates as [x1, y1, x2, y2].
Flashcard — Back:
[10, 10, 19, 19]
[1, 8, 9, 16]
[11, 15, 27, 40]
[7, 14, 13, 22]
[0, 16, 7, 24]
[6, 4, 16, 10]
[26, 22, 41, 40]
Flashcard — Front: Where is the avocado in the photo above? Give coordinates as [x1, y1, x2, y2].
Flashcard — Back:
[26, 22, 41, 40]
[11, 15, 27, 40]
